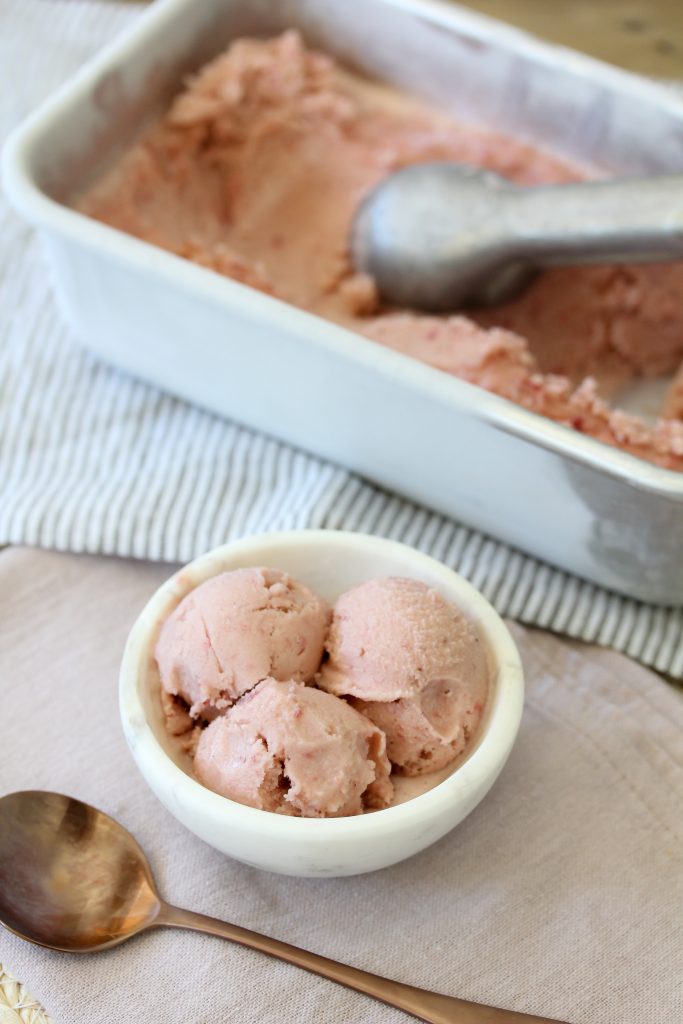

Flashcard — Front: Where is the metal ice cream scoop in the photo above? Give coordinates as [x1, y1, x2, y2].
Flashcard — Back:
[352, 162, 683, 310]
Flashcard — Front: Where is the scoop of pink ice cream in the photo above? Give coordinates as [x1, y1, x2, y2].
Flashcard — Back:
[318, 577, 483, 701]
[318, 577, 489, 776]
[156, 568, 330, 719]
[194, 678, 393, 815]
[355, 675, 487, 775]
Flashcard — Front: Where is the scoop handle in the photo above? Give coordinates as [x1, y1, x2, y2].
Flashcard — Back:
[159, 902, 572, 1024]
[507, 175, 683, 265]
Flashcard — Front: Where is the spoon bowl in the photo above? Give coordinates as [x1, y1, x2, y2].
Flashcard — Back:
[0, 790, 161, 951]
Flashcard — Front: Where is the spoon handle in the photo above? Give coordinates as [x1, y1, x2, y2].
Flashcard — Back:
[158, 903, 571, 1024]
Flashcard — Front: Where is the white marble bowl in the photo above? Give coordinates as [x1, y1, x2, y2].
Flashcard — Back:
[119, 530, 524, 877]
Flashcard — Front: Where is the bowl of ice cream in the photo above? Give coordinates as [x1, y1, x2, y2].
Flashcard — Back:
[119, 530, 524, 876]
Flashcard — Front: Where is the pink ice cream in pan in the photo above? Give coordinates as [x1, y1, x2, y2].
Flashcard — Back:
[78, 31, 683, 471]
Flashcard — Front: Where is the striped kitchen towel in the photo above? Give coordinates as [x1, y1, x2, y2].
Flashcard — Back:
[2, 0, 682, 677]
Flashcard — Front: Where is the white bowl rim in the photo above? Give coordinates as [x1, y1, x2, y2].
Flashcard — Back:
[119, 529, 524, 839]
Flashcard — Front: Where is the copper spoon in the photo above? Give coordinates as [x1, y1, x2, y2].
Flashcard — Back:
[0, 791, 572, 1024]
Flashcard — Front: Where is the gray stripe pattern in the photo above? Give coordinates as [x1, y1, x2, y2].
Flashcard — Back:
[2, 0, 682, 677]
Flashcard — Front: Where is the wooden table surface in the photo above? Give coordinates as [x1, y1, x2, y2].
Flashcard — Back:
[459, 0, 683, 77]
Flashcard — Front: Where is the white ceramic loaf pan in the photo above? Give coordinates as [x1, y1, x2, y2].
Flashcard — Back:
[4, 0, 683, 603]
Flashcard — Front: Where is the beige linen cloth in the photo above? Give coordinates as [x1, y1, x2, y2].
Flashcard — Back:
[0, 546, 682, 1023]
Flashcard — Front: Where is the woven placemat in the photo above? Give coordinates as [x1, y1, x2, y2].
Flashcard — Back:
[0, 966, 51, 1024]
